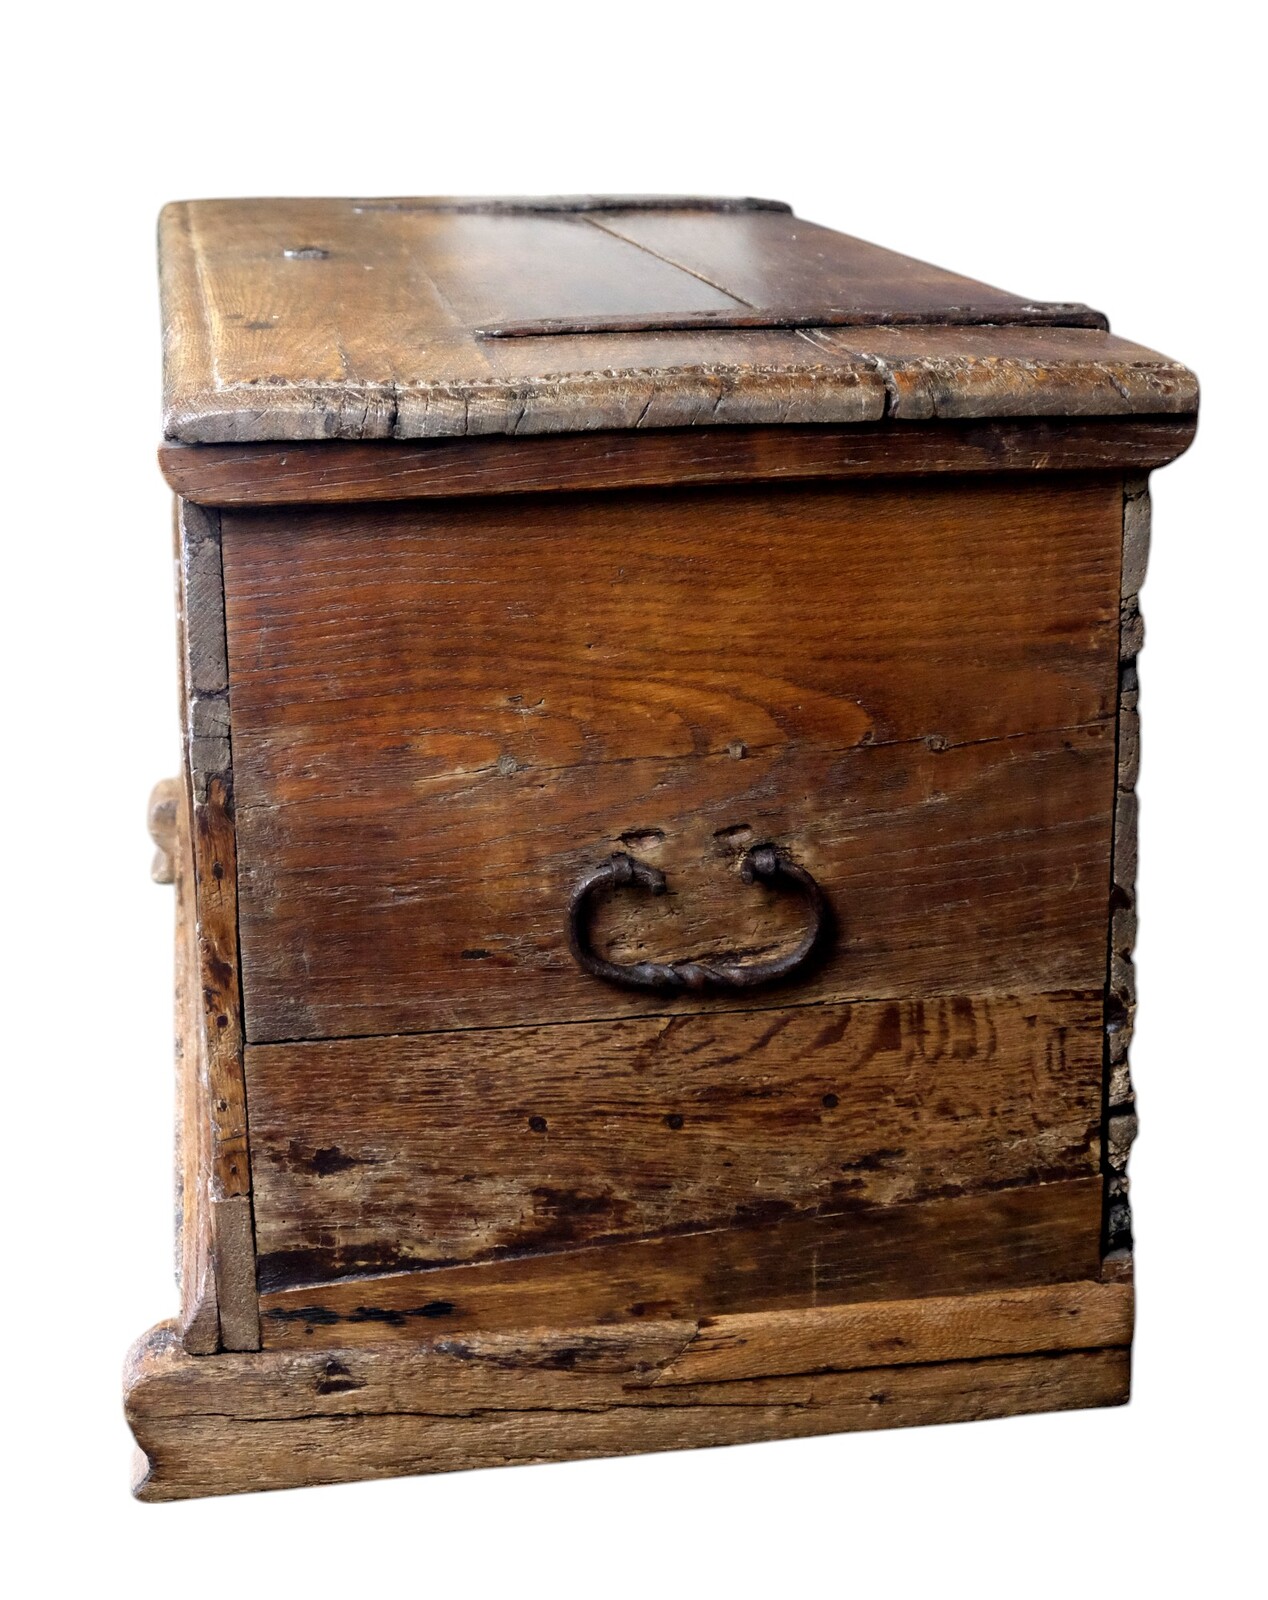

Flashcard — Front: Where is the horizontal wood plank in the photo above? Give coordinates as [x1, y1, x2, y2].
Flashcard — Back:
[222, 476, 1121, 1042]
[160, 417, 1198, 505]
[653, 1280, 1133, 1386]
[257, 1177, 1105, 1344]
[127, 1281, 1130, 1498]
[246, 993, 1103, 1289]
[137, 1283, 1134, 1419]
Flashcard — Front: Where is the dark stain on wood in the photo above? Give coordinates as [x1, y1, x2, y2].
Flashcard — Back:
[245, 992, 1102, 1290]
[256, 1178, 1105, 1346]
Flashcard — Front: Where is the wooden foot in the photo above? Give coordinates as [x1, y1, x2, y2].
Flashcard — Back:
[126, 1279, 1131, 1501]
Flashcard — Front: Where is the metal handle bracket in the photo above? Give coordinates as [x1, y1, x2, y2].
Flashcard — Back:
[567, 844, 830, 993]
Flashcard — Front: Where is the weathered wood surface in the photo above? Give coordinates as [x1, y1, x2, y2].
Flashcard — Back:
[127, 1278, 1131, 1499]
[1105, 476, 1150, 1257]
[159, 197, 1196, 443]
[576, 205, 1102, 328]
[159, 416, 1198, 506]
[258, 1177, 1104, 1344]
[132, 202, 1196, 1500]
[653, 1279, 1131, 1387]
[247, 993, 1102, 1291]
[221, 476, 1120, 1042]
[170, 773, 218, 1354]
[176, 500, 259, 1350]
[806, 325, 1196, 421]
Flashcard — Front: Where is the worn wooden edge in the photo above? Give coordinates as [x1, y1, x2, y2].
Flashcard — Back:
[195, 195, 800, 216]
[171, 771, 219, 1354]
[177, 499, 259, 1350]
[162, 355, 1199, 448]
[159, 416, 1198, 506]
[1104, 476, 1149, 1263]
[125, 1278, 1130, 1499]
[162, 501, 221, 1354]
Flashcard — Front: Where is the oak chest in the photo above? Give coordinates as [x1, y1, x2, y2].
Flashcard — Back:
[125, 195, 1197, 1499]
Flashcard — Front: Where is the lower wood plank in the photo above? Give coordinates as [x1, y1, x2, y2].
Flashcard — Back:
[257, 1177, 1104, 1346]
[247, 992, 1103, 1291]
[654, 1279, 1132, 1386]
[126, 1279, 1131, 1501]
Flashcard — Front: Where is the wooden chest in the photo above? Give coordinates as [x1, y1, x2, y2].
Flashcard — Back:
[125, 195, 1197, 1500]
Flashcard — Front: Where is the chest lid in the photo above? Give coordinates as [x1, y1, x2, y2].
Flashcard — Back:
[160, 195, 1196, 443]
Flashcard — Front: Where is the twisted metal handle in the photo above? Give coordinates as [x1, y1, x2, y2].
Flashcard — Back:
[566, 844, 830, 993]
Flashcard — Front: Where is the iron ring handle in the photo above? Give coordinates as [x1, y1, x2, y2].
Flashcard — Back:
[566, 845, 830, 993]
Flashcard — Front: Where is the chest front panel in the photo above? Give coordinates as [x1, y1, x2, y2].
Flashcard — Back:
[222, 474, 1120, 1041]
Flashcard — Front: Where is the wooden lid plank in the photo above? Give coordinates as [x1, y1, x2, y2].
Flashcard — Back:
[160, 196, 1197, 444]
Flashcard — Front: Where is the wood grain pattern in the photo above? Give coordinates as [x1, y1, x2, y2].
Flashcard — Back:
[176, 500, 259, 1350]
[810, 324, 1197, 421]
[159, 197, 1196, 443]
[159, 417, 1198, 506]
[584, 206, 1100, 328]
[188, 788, 247, 1199]
[246, 993, 1103, 1290]
[221, 476, 1121, 1042]
[127, 1279, 1131, 1499]
[650, 1279, 1132, 1386]
[170, 773, 218, 1354]
[257, 1177, 1105, 1345]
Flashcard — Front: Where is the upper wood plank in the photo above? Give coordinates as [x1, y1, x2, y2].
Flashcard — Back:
[160, 197, 1197, 444]
[222, 475, 1120, 1042]
[159, 418, 1199, 506]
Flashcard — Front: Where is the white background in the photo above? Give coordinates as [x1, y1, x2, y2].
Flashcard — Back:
[5, 3, 1263, 1593]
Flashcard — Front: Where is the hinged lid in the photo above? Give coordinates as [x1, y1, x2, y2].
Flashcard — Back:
[160, 196, 1197, 443]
